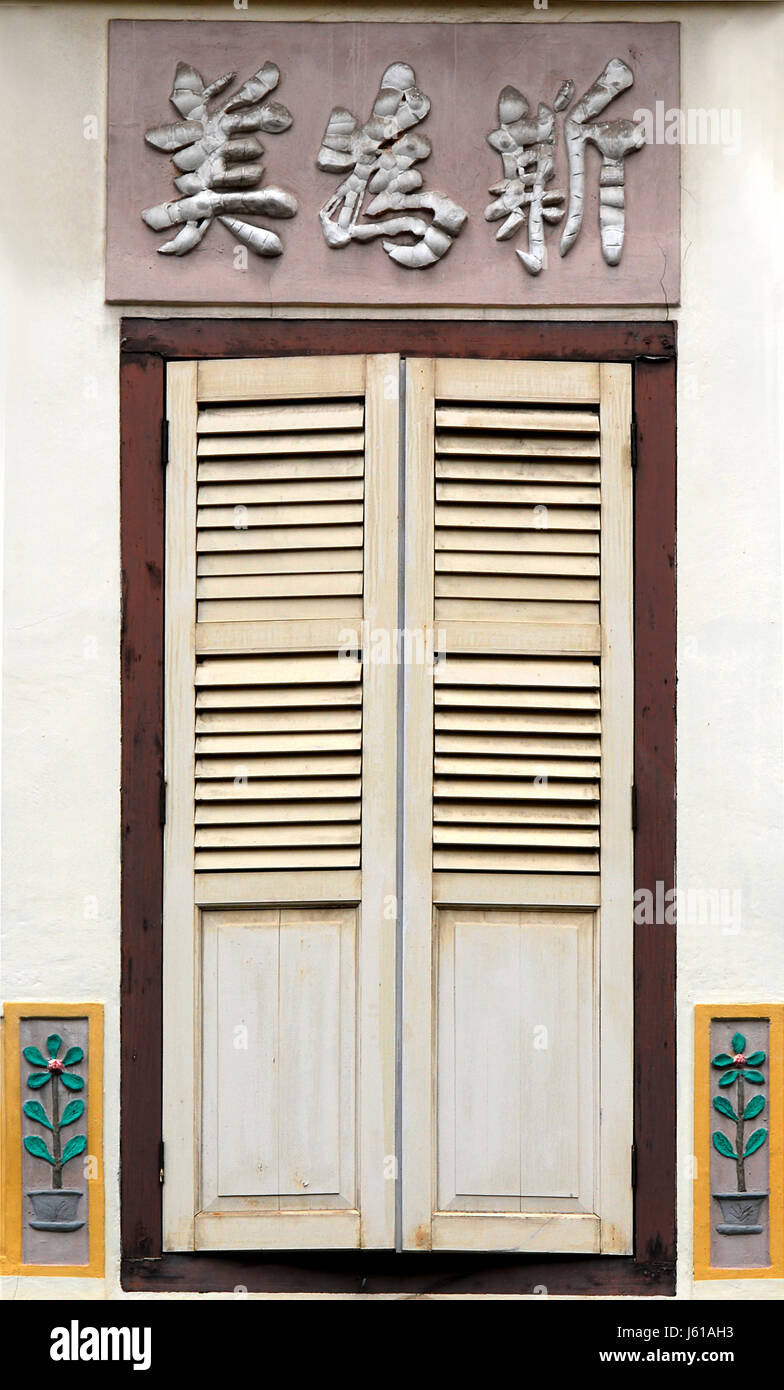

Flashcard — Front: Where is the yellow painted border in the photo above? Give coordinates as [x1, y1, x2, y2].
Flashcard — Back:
[0, 1003, 104, 1278]
[694, 1004, 784, 1280]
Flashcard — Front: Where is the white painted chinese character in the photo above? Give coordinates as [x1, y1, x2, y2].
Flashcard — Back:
[485, 80, 574, 275]
[486, 59, 646, 274]
[142, 61, 297, 257]
[317, 62, 467, 269]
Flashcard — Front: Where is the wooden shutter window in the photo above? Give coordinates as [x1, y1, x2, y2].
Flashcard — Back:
[163, 352, 632, 1260]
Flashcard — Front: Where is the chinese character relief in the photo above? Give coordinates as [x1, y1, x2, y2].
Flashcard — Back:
[138, 54, 649, 276]
[316, 62, 468, 269]
[486, 59, 646, 275]
[561, 59, 646, 265]
[485, 80, 575, 276]
[142, 61, 298, 257]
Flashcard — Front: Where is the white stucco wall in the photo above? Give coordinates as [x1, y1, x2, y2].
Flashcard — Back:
[1, 0, 782, 1300]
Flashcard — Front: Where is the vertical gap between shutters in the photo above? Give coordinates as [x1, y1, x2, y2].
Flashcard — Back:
[394, 356, 406, 1253]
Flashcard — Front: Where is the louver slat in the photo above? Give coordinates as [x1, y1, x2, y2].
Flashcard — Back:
[436, 529, 599, 555]
[197, 525, 364, 554]
[198, 548, 363, 577]
[197, 430, 364, 457]
[198, 572, 363, 599]
[198, 402, 365, 434]
[198, 455, 364, 482]
[436, 432, 600, 458]
[436, 551, 599, 577]
[435, 405, 600, 433]
[437, 458, 600, 484]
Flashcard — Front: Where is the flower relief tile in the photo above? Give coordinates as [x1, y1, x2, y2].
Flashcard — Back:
[142, 60, 298, 257]
[22, 1031, 87, 1232]
[316, 61, 468, 268]
[711, 1028, 768, 1240]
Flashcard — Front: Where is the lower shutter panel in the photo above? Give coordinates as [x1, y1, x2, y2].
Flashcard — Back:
[403, 358, 633, 1254]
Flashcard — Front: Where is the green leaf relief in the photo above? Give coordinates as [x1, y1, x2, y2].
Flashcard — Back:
[742, 1069, 765, 1084]
[22, 1046, 48, 1067]
[23, 1099, 53, 1130]
[743, 1128, 767, 1158]
[743, 1095, 766, 1121]
[61, 1046, 84, 1067]
[61, 1135, 87, 1165]
[23, 1134, 54, 1164]
[712, 1131, 737, 1159]
[718, 1069, 739, 1086]
[745, 1051, 766, 1066]
[712, 1096, 737, 1121]
[60, 1072, 84, 1091]
[731, 1032, 746, 1054]
[711, 1053, 733, 1068]
[60, 1099, 85, 1127]
[26, 1071, 51, 1089]
[46, 1033, 62, 1058]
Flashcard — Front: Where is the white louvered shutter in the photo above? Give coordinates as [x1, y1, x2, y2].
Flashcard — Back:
[163, 356, 398, 1251]
[163, 351, 634, 1259]
[402, 359, 633, 1254]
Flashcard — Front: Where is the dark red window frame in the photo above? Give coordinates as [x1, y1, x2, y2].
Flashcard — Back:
[120, 318, 676, 1296]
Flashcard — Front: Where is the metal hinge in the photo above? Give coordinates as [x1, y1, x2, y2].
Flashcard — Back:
[161, 417, 169, 468]
[631, 783, 638, 831]
[631, 1142, 638, 1189]
[159, 778, 167, 828]
[630, 417, 638, 470]
[159, 1140, 165, 1185]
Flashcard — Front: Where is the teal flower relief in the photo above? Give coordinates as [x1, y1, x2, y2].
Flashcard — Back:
[711, 1030, 766, 1088]
[23, 1032, 85, 1090]
[710, 1031, 767, 1194]
[21, 1034, 87, 1190]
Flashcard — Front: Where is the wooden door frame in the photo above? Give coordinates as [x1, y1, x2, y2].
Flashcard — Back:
[120, 318, 676, 1296]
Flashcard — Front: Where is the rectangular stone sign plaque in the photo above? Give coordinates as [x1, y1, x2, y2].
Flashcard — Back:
[106, 19, 680, 307]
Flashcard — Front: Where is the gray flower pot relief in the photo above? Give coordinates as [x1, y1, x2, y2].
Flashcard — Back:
[712, 1190, 767, 1236]
[27, 1187, 85, 1232]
